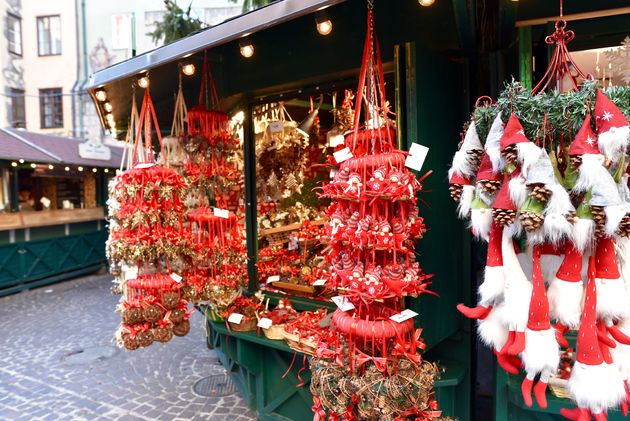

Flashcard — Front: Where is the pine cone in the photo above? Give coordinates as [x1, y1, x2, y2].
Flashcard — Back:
[467, 149, 483, 169]
[122, 307, 144, 325]
[502, 145, 518, 165]
[152, 326, 173, 343]
[170, 308, 186, 324]
[122, 333, 140, 350]
[136, 330, 154, 348]
[528, 184, 551, 202]
[162, 292, 180, 310]
[519, 212, 544, 232]
[479, 180, 501, 195]
[492, 208, 517, 227]
[569, 156, 582, 170]
[565, 211, 578, 225]
[594, 224, 606, 240]
[590, 206, 606, 226]
[449, 184, 463, 202]
[616, 214, 630, 237]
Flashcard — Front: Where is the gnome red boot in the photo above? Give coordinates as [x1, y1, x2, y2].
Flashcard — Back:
[607, 323, 630, 345]
[508, 331, 526, 356]
[533, 379, 549, 409]
[499, 330, 515, 356]
[592, 411, 607, 421]
[554, 323, 570, 348]
[456, 303, 492, 320]
[560, 407, 590, 421]
[494, 349, 521, 375]
[521, 377, 534, 407]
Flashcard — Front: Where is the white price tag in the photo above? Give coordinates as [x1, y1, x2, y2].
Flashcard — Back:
[389, 309, 418, 323]
[268, 121, 284, 133]
[257, 317, 273, 329]
[313, 279, 327, 286]
[327, 133, 346, 147]
[267, 275, 280, 283]
[134, 162, 156, 169]
[331, 296, 355, 312]
[405, 143, 429, 172]
[169, 273, 183, 283]
[333, 147, 353, 164]
[228, 313, 244, 324]
[213, 207, 230, 219]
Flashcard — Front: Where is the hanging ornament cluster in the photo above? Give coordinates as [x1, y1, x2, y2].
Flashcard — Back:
[450, 16, 630, 419]
[109, 90, 193, 349]
[309, 6, 444, 421]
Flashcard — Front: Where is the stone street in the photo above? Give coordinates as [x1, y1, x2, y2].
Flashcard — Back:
[0, 274, 257, 421]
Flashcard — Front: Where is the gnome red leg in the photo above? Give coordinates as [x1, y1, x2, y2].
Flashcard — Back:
[521, 376, 534, 407]
[533, 371, 551, 409]
[548, 243, 586, 329]
[478, 302, 522, 375]
[560, 407, 591, 421]
[554, 323, 570, 348]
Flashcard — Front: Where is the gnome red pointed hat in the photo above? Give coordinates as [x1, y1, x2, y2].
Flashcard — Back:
[500, 114, 529, 150]
[576, 257, 604, 366]
[568, 114, 599, 156]
[492, 173, 516, 210]
[449, 172, 472, 186]
[594, 237, 621, 279]
[527, 247, 551, 331]
[486, 222, 503, 267]
[555, 243, 583, 282]
[594, 90, 629, 134]
[476, 152, 500, 181]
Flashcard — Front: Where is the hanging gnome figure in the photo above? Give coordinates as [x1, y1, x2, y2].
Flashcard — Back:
[520, 246, 560, 409]
[500, 114, 542, 178]
[611, 236, 630, 390]
[520, 150, 556, 238]
[485, 112, 506, 174]
[471, 152, 500, 241]
[449, 120, 483, 217]
[561, 257, 627, 421]
[493, 172, 520, 228]
[594, 89, 630, 166]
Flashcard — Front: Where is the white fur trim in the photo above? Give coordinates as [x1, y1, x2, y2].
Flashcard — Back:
[605, 204, 629, 237]
[572, 218, 595, 253]
[611, 319, 630, 381]
[470, 208, 493, 241]
[598, 125, 630, 163]
[516, 142, 542, 178]
[477, 302, 509, 349]
[502, 230, 533, 331]
[485, 113, 505, 173]
[521, 328, 560, 375]
[543, 213, 574, 246]
[526, 228, 546, 246]
[509, 174, 528, 208]
[616, 237, 630, 301]
[457, 185, 475, 219]
[573, 154, 607, 193]
[595, 277, 630, 321]
[479, 265, 505, 306]
[548, 278, 584, 328]
[569, 361, 626, 413]
[545, 184, 575, 215]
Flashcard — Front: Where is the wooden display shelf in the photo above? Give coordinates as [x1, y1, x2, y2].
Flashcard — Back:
[258, 219, 326, 237]
[0, 208, 105, 231]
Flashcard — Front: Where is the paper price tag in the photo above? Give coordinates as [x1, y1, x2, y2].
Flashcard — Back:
[257, 317, 273, 329]
[313, 279, 327, 286]
[213, 208, 230, 219]
[331, 296, 355, 312]
[169, 273, 183, 283]
[124, 267, 138, 281]
[405, 143, 429, 172]
[228, 313, 244, 324]
[389, 309, 418, 323]
[268, 121, 284, 133]
[333, 147, 353, 164]
[267, 275, 280, 283]
[327, 133, 346, 147]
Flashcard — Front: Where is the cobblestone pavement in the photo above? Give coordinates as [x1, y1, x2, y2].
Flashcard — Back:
[0, 274, 258, 421]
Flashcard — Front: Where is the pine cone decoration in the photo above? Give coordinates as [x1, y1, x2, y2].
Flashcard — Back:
[519, 211, 544, 232]
[595, 224, 606, 240]
[528, 184, 551, 202]
[122, 307, 144, 325]
[467, 149, 483, 169]
[152, 326, 173, 343]
[502, 145, 518, 165]
[565, 211, 578, 224]
[492, 208, 517, 227]
[590, 206, 606, 226]
[478, 180, 501, 195]
[136, 330, 154, 348]
[170, 308, 186, 324]
[162, 292, 180, 310]
[449, 184, 463, 202]
[143, 304, 164, 323]
[122, 333, 140, 350]
[569, 155, 582, 170]
[616, 213, 630, 238]
[173, 320, 190, 337]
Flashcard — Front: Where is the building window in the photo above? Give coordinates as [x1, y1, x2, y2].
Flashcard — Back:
[7, 14, 22, 55]
[10, 88, 25, 128]
[144, 11, 164, 47]
[111, 14, 130, 50]
[39, 88, 63, 129]
[37, 15, 61, 56]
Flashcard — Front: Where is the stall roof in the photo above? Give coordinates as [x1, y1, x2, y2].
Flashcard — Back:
[86, 0, 346, 90]
[0, 128, 123, 168]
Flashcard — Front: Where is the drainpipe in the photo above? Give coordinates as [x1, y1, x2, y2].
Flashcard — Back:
[79, 0, 88, 139]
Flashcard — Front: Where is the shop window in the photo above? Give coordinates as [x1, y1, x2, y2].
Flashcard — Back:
[39, 88, 63, 129]
[55, 178, 84, 209]
[569, 35, 630, 88]
[7, 13, 22, 55]
[37, 15, 61, 56]
[10, 88, 26, 128]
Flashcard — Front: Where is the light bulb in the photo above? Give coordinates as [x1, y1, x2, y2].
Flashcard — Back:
[65, 166, 70, 171]
[95, 89, 107, 102]
[418, 0, 435, 6]
[137, 75, 150, 88]
[182, 63, 195, 76]
[78, 166, 84, 172]
[11, 162, 17, 167]
[315, 12, 332, 35]
[30, 163, 36, 168]
[106, 113, 115, 125]
[48, 164, 54, 170]
[104, 102, 113, 113]
[104, 168, 109, 173]
[92, 168, 97, 173]
[19, 159, 24, 163]
[239, 39, 254, 58]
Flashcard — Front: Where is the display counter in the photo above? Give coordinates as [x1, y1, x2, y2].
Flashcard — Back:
[0, 208, 105, 231]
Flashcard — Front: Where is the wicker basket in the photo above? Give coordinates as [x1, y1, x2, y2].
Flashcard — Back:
[263, 324, 286, 340]
[283, 330, 318, 355]
[548, 376, 570, 399]
[229, 316, 257, 332]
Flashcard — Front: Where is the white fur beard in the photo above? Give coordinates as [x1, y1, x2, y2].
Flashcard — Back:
[522, 328, 560, 375]
[457, 185, 475, 219]
[479, 265, 505, 306]
[502, 277, 533, 331]
[569, 361, 626, 413]
[477, 303, 508, 349]
[573, 154, 607, 193]
[516, 142, 542, 178]
[605, 204, 629, 237]
[598, 126, 630, 163]
[543, 213, 574, 246]
[617, 237, 630, 296]
[545, 184, 575, 215]
[541, 254, 563, 285]
[547, 279, 584, 329]
[450, 150, 477, 179]
[595, 278, 630, 321]
[507, 218, 524, 238]
[476, 187, 496, 207]
[509, 176, 528, 208]
[612, 320, 630, 381]
[526, 228, 546, 246]
[470, 208, 493, 241]
[572, 218, 595, 253]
